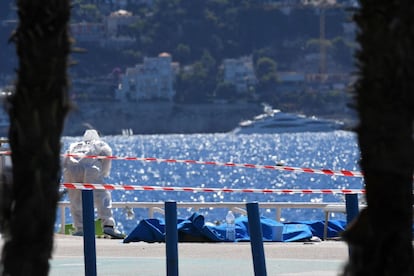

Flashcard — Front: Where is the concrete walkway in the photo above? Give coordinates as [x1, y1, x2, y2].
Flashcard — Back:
[48, 234, 349, 276]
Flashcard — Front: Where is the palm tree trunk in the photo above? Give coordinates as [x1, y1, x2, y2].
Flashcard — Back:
[342, 1, 414, 275]
[1, 1, 71, 275]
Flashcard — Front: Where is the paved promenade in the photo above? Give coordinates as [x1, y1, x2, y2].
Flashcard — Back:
[47, 234, 348, 276]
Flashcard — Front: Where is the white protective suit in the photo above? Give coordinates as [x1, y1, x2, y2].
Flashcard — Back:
[63, 129, 115, 232]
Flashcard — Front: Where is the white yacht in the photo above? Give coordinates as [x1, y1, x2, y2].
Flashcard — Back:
[232, 105, 344, 134]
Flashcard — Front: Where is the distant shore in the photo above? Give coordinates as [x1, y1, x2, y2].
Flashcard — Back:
[62, 101, 356, 136]
[63, 102, 264, 136]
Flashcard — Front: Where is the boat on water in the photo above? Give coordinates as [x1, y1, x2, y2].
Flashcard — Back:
[232, 105, 344, 134]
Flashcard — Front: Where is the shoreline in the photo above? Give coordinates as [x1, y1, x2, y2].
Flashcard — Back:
[63, 101, 356, 136]
[63, 102, 264, 136]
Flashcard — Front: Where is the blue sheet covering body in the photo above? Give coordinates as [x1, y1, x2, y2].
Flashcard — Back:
[286, 220, 347, 239]
[123, 213, 346, 243]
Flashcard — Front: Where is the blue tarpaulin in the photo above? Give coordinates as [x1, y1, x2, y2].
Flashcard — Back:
[123, 213, 346, 243]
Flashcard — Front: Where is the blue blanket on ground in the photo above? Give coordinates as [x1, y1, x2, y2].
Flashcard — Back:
[123, 212, 346, 243]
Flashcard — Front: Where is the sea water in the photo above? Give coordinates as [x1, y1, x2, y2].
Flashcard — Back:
[58, 130, 363, 234]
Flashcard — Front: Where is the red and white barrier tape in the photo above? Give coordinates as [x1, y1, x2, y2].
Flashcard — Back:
[0, 150, 363, 178]
[61, 183, 365, 194]
[62, 153, 363, 178]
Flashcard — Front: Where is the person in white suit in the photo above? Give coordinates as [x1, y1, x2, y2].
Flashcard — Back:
[63, 129, 124, 239]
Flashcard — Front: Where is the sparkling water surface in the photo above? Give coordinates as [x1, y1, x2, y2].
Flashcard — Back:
[58, 130, 363, 234]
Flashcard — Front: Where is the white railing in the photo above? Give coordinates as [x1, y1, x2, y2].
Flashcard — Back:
[57, 201, 361, 239]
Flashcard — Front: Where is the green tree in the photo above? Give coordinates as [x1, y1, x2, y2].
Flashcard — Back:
[306, 38, 332, 52]
[175, 51, 217, 103]
[214, 81, 238, 100]
[342, 1, 414, 275]
[72, 3, 103, 22]
[255, 57, 278, 93]
[175, 62, 209, 103]
[331, 37, 355, 69]
[1, 0, 71, 275]
[174, 43, 191, 64]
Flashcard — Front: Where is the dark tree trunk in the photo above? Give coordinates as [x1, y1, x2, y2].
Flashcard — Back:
[1, 1, 71, 275]
[342, 1, 414, 275]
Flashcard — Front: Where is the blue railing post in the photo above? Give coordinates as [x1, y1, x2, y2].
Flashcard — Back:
[246, 202, 267, 276]
[165, 201, 178, 276]
[345, 193, 359, 225]
[82, 189, 97, 276]
[345, 193, 359, 257]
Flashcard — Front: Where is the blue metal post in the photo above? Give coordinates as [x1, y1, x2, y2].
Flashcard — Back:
[82, 189, 97, 276]
[345, 193, 359, 257]
[246, 202, 267, 276]
[165, 201, 178, 276]
[345, 193, 359, 225]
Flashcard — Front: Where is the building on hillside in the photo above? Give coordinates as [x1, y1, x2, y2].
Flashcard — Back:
[71, 10, 137, 47]
[70, 22, 106, 42]
[223, 56, 257, 93]
[116, 52, 177, 101]
[106, 9, 138, 37]
[102, 36, 136, 49]
[275, 72, 306, 92]
[99, 9, 138, 48]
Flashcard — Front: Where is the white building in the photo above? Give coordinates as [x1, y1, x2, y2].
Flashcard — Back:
[223, 56, 257, 93]
[70, 10, 137, 47]
[116, 53, 176, 101]
[106, 9, 137, 37]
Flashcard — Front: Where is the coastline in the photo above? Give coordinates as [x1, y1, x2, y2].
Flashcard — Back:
[0, 102, 356, 138]
[62, 101, 356, 136]
[63, 102, 264, 136]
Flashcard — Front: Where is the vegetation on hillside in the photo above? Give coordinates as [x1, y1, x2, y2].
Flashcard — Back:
[69, 0, 355, 110]
[1, 1, 356, 115]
